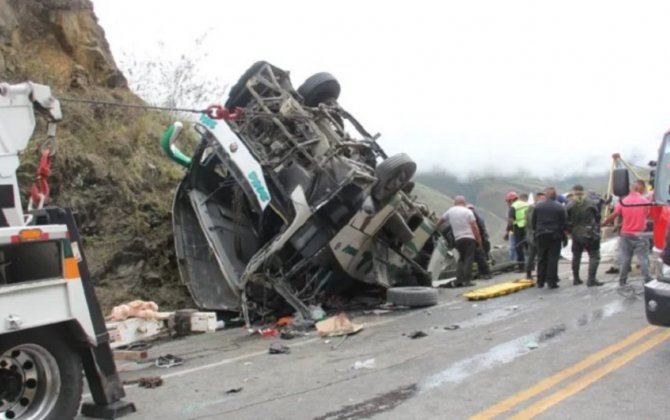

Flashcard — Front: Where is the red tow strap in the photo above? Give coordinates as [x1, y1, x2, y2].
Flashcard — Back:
[204, 105, 244, 121]
[29, 149, 52, 207]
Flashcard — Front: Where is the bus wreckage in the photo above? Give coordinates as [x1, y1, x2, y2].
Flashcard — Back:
[162, 61, 451, 324]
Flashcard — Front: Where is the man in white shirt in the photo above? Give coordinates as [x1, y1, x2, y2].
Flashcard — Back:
[438, 196, 483, 287]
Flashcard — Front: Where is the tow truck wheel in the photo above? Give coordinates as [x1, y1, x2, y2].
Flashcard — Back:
[0, 329, 82, 420]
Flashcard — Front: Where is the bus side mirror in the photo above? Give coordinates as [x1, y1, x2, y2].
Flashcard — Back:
[613, 168, 630, 197]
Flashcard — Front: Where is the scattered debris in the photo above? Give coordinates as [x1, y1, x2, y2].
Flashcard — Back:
[139, 376, 163, 389]
[407, 331, 428, 339]
[316, 313, 364, 337]
[243, 362, 253, 366]
[310, 305, 327, 321]
[362, 309, 393, 316]
[113, 349, 149, 361]
[433, 277, 457, 288]
[526, 341, 539, 350]
[225, 387, 243, 394]
[507, 305, 520, 311]
[155, 354, 184, 368]
[269, 343, 291, 355]
[280, 329, 304, 340]
[444, 325, 461, 331]
[257, 328, 279, 337]
[124, 376, 164, 389]
[116, 342, 153, 352]
[330, 335, 348, 351]
[107, 300, 160, 321]
[276, 316, 294, 327]
[352, 359, 376, 370]
[107, 316, 168, 349]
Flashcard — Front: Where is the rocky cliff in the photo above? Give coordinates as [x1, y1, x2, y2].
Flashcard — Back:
[0, 0, 193, 311]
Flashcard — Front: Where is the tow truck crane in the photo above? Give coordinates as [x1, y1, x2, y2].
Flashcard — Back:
[0, 82, 135, 419]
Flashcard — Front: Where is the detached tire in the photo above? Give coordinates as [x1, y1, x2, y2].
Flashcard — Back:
[297, 72, 341, 106]
[372, 154, 417, 202]
[387, 287, 438, 307]
[0, 329, 83, 420]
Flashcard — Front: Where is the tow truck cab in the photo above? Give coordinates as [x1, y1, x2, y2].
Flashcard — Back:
[613, 130, 670, 326]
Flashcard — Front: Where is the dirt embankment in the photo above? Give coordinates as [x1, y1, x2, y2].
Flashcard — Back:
[1, 0, 193, 312]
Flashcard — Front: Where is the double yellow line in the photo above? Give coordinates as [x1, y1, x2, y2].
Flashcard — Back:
[471, 325, 670, 419]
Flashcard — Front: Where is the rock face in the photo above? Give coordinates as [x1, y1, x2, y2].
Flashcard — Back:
[0, 0, 126, 88]
[1, 0, 194, 312]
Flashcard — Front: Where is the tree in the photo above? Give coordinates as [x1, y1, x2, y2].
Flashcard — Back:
[118, 33, 227, 119]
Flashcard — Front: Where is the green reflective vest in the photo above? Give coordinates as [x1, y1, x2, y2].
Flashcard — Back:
[512, 201, 529, 228]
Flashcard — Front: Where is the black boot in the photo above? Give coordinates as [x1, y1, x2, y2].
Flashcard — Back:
[573, 276, 583, 286]
[587, 279, 604, 287]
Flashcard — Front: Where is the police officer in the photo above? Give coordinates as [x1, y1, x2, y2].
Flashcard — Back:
[566, 185, 604, 287]
[532, 187, 567, 289]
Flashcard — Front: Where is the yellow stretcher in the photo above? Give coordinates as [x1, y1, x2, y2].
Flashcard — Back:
[463, 278, 535, 301]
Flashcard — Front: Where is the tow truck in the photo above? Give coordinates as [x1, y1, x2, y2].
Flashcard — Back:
[0, 82, 135, 419]
[613, 133, 670, 327]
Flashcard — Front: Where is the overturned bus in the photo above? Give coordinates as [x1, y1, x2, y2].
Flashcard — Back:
[162, 61, 450, 323]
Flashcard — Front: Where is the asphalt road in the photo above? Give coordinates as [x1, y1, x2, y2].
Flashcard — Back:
[78, 262, 669, 420]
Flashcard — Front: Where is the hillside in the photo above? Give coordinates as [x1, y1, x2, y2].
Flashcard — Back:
[1, 0, 193, 311]
[412, 183, 508, 241]
[415, 169, 617, 244]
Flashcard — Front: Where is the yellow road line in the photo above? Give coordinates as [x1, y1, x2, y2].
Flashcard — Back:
[470, 325, 658, 420]
[510, 329, 670, 419]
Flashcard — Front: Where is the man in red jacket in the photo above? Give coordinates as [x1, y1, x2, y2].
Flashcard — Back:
[602, 180, 651, 285]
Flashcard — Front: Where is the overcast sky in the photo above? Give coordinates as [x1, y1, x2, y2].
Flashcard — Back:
[92, 0, 670, 178]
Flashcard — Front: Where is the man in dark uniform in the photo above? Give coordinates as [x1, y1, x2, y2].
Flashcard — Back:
[532, 187, 567, 289]
[525, 192, 545, 279]
[566, 185, 604, 287]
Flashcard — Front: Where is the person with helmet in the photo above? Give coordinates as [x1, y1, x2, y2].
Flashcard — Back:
[506, 191, 530, 272]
